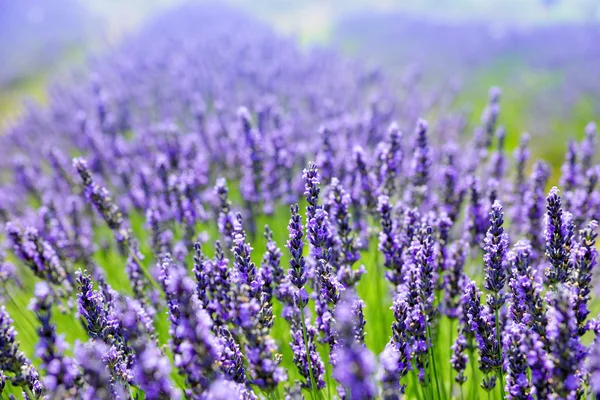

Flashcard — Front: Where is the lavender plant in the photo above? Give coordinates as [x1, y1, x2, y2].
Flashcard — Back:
[0, 3, 599, 400]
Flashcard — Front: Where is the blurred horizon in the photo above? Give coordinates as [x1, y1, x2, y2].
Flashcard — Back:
[1, 0, 599, 135]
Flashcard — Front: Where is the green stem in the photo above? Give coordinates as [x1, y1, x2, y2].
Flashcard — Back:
[494, 308, 506, 400]
[449, 318, 455, 400]
[427, 325, 444, 400]
[300, 307, 317, 400]
[460, 384, 464, 400]
[468, 344, 477, 400]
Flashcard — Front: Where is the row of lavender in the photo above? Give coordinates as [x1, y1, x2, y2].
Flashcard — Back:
[0, 3, 600, 400]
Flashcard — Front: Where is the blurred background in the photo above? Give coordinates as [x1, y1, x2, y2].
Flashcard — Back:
[1, 0, 599, 161]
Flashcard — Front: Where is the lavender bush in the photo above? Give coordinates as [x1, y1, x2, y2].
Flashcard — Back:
[0, 3, 599, 399]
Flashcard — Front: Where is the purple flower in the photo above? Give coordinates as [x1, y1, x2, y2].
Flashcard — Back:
[0, 306, 44, 397]
[503, 323, 533, 400]
[390, 294, 413, 390]
[377, 195, 403, 286]
[560, 139, 580, 195]
[507, 241, 547, 338]
[545, 285, 585, 398]
[483, 200, 508, 311]
[6, 223, 70, 291]
[160, 255, 221, 396]
[328, 178, 362, 286]
[443, 240, 467, 318]
[568, 220, 598, 335]
[524, 161, 550, 258]
[462, 279, 502, 388]
[219, 327, 246, 384]
[451, 329, 468, 385]
[214, 177, 235, 249]
[588, 322, 600, 397]
[260, 225, 284, 302]
[544, 187, 574, 286]
[75, 341, 126, 400]
[332, 292, 376, 400]
[511, 133, 530, 224]
[352, 146, 378, 213]
[73, 157, 132, 251]
[378, 342, 403, 400]
[287, 204, 307, 290]
[30, 283, 80, 395]
[380, 122, 403, 197]
[408, 119, 431, 207]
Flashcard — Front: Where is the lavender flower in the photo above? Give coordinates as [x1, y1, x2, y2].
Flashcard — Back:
[462, 280, 502, 389]
[483, 200, 508, 311]
[6, 223, 70, 291]
[30, 283, 80, 396]
[160, 255, 221, 396]
[381, 122, 403, 197]
[377, 195, 403, 286]
[214, 177, 236, 248]
[332, 292, 377, 400]
[568, 220, 598, 335]
[408, 119, 431, 207]
[503, 323, 533, 399]
[451, 329, 468, 385]
[0, 306, 44, 398]
[507, 241, 547, 337]
[390, 294, 412, 390]
[260, 225, 284, 302]
[73, 158, 132, 250]
[524, 161, 550, 258]
[545, 286, 585, 398]
[544, 187, 574, 286]
[328, 178, 362, 286]
[75, 341, 126, 400]
[352, 146, 378, 213]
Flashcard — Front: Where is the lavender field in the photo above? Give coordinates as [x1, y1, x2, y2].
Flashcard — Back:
[1, 2, 600, 399]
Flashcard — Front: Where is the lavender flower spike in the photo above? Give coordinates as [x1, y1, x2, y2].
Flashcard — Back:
[503, 323, 533, 400]
[483, 200, 508, 311]
[546, 285, 585, 398]
[544, 187, 574, 286]
[332, 292, 377, 400]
